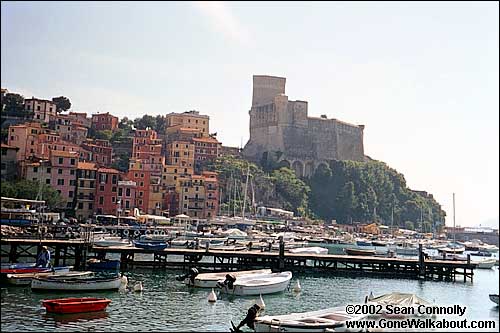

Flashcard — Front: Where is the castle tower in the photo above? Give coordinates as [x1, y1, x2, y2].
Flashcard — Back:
[252, 75, 286, 107]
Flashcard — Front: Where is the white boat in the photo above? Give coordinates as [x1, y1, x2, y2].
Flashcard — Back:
[289, 247, 329, 255]
[93, 236, 131, 247]
[489, 294, 499, 305]
[217, 271, 292, 296]
[31, 275, 123, 291]
[220, 228, 248, 240]
[6, 271, 93, 286]
[254, 306, 367, 332]
[473, 258, 497, 269]
[184, 269, 272, 288]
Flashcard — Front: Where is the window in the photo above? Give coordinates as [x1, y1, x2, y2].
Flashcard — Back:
[174, 169, 177, 173]
[33, 167, 38, 173]
[112, 186, 117, 192]
[90, 181, 94, 188]
[184, 204, 187, 208]
[47, 168, 51, 173]
[139, 191, 143, 197]
[69, 180, 76, 186]
[58, 169, 63, 174]
[66, 202, 72, 208]
[70, 159, 75, 165]
[57, 179, 64, 185]
[58, 157, 63, 164]
[184, 196, 188, 200]
[112, 197, 115, 203]
[69, 191, 73, 198]
[125, 201, 130, 209]
[45, 179, 50, 184]
[80, 180, 84, 187]
[99, 185, 104, 191]
[78, 202, 84, 209]
[184, 188, 188, 192]
[70, 169, 75, 175]
[140, 182, 144, 187]
[126, 188, 130, 197]
[138, 199, 142, 205]
[99, 197, 104, 204]
[32, 178, 37, 181]
[118, 188, 123, 196]
[88, 203, 93, 210]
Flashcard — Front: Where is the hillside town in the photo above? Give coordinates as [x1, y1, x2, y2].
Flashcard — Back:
[1, 88, 231, 222]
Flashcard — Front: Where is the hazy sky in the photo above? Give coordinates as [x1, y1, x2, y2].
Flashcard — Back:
[2, 1, 498, 228]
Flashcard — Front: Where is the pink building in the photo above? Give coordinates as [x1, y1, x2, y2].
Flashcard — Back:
[80, 139, 113, 167]
[7, 122, 50, 161]
[25, 98, 57, 123]
[91, 112, 119, 131]
[117, 180, 137, 217]
[49, 150, 78, 209]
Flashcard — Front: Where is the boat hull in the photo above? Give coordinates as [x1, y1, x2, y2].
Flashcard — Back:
[87, 260, 121, 271]
[218, 271, 292, 296]
[7, 271, 92, 286]
[32, 276, 122, 291]
[184, 269, 272, 288]
[489, 294, 499, 305]
[344, 248, 376, 256]
[42, 297, 111, 314]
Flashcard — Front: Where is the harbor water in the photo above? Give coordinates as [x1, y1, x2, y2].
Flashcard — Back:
[1, 264, 498, 332]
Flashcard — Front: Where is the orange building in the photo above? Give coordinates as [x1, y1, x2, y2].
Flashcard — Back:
[166, 141, 194, 169]
[91, 112, 119, 131]
[165, 111, 209, 136]
[193, 136, 221, 162]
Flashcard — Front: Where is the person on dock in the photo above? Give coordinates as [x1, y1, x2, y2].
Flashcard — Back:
[36, 246, 51, 268]
[230, 304, 261, 333]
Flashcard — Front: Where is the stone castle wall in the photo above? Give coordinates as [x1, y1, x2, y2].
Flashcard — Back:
[244, 75, 365, 177]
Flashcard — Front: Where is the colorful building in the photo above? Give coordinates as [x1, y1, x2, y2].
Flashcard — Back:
[165, 111, 210, 136]
[80, 139, 113, 167]
[25, 98, 57, 123]
[193, 136, 221, 163]
[49, 150, 79, 209]
[132, 129, 162, 160]
[75, 162, 97, 221]
[91, 112, 119, 131]
[7, 122, 49, 161]
[1, 144, 19, 180]
[117, 180, 137, 217]
[94, 167, 121, 215]
[166, 141, 194, 169]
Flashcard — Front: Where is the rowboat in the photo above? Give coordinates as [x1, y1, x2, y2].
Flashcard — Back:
[42, 297, 111, 314]
[31, 275, 123, 291]
[1, 263, 36, 269]
[132, 240, 169, 250]
[6, 271, 93, 286]
[183, 269, 272, 288]
[344, 248, 376, 256]
[217, 271, 292, 296]
[366, 292, 430, 319]
[1, 266, 72, 277]
[253, 306, 367, 332]
[86, 259, 121, 271]
[289, 247, 328, 255]
[489, 294, 499, 305]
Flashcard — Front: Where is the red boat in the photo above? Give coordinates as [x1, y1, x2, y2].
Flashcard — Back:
[42, 298, 111, 314]
[1, 267, 51, 274]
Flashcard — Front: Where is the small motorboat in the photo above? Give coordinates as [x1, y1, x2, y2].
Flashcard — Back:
[470, 251, 492, 257]
[344, 248, 376, 256]
[489, 294, 499, 305]
[288, 247, 329, 255]
[438, 243, 465, 254]
[217, 271, 292, 296]
[31, 275, 124, 291]
[132, 240, 169, 250]
[180, 269, 272, 288]
[253, 306, 367, 332]
[42, 297, 111, 314]
[473, 258, 497, 269]
[1, 266, 72, 275]
[366, 292, 431, 319]
[93, 237, 131, 247]
[6, 271, 93, 286]
[371, 240, 387, 247]
[86, 259, 121, 271]
[1, 263, 36, 269]
[356, 239, 373, 246]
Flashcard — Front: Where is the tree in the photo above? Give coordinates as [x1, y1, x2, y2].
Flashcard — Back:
[1, 179, 65, 210]
[404, 221, 415, 231]
[1, 93, 26, 117]
[52, 96, 71, 113]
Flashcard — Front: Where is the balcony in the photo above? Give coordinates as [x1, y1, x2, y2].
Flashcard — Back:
[188, 197, 205, 202]
[188, 206, 203, 210]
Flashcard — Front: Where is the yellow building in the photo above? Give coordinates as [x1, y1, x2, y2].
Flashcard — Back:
[166, 141, 194, 169]
[178, 175, 206, 219]
[165, 111, 209, 136]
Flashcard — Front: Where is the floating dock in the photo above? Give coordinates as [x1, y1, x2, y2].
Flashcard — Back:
[0, 238, 476, 282]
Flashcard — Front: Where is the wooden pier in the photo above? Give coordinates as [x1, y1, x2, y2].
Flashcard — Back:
[0, 238, 476, 282]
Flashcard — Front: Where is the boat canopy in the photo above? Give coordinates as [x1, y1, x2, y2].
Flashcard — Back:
[370, 292, 429, 306]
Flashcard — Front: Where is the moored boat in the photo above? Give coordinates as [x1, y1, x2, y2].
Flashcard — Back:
[181, 269, 272, 288]
[42, 297, 111, 314]
[489, 294, 499, 305]
[217, 271, 292, 296]
[31, 275, 124, 291]
[253, 306, 367, 332]
[93, 237, 131, 247]
[288, 247, 328, 255]
[1, 266, 72, 275]
[132, 240, 169, 250]
[344, 248, 376, 256]
[356, 239, 372, 246]
[86, 259, 121, 271]
[6, 271, 93, 286]
[473, 258, 497, 269]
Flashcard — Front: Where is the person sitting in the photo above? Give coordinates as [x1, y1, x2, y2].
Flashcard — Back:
[36, 246, 51, 268]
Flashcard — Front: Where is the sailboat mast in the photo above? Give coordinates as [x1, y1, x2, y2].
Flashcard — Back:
[452, 193, 456, 244]
[233, 178, 237, 217]
[241, 163, 250, 219]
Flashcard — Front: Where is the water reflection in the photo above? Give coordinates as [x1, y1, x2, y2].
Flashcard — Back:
[43, 311, 109, 324]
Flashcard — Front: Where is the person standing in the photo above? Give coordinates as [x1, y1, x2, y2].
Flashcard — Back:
[36, 246, 51, 268]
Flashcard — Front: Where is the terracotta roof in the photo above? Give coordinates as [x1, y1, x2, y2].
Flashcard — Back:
[97, 167, 120, 174]
[77, 162, 97, 170]
[193, 137, 220, 144]
[50, 150, 79, 157]
[179, 127, 202, 132]
[191, 175, 203, 179]
[202, 171, 217, 175]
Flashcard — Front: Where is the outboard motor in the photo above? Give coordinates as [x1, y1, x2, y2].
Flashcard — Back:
[230, 304, 261, 332]
[216, 273, 236, 290]
[175, 267, 199, 284]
